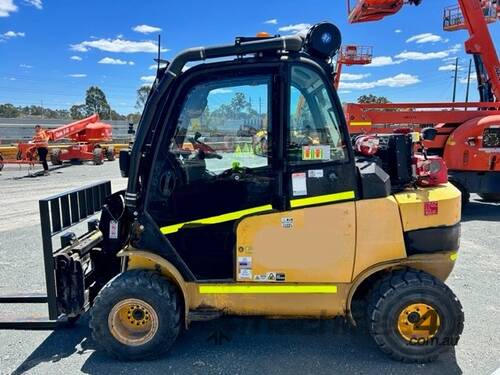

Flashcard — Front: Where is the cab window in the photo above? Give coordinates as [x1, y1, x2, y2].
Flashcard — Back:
[169, 75, 271, 183]
[288, 65, 347, 164]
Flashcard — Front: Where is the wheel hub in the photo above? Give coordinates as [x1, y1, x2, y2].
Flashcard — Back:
[397, 303, 441, 342]
[108, 298, 159, 346]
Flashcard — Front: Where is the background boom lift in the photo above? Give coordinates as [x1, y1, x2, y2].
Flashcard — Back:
[344, 0, 500, 201]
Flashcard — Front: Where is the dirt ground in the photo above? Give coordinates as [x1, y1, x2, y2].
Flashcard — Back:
[0, 162, 499, 375]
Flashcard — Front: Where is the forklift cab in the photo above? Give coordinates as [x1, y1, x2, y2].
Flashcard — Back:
[142, 28, 359, 281]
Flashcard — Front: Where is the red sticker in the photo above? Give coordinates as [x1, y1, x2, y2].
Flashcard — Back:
[424, 201, 438, 216]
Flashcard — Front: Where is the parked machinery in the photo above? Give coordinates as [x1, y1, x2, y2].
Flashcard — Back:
[13, 114, 114, 166]
[345, 0, 500, 202]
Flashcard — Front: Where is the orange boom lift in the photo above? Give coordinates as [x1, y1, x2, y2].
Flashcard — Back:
[6, 114, 114, 167]
[345, 0, 500, 202]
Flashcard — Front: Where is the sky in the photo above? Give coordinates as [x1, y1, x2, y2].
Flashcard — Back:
[0, 0, 499, 115]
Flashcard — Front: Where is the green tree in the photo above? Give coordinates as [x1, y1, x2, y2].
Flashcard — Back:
[70, 104, 87, 120]
[85, 86, 111, 118]
[357, 94, 391, 104]
[0, 104, 20, 118]
[136, 85, 151, 110]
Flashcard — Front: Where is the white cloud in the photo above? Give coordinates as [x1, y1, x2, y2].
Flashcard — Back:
[141, 75, 156, 83]
[24, 0, 42, 9]
[264, 18, 278, 25]
[278, 23, 311, 35]
[406, 33, 443, 44]
[438, 64, 462, 71]
[339, 73, 420, 90]
[341, 73, 371, 81]
[3, 30, 25, 38]
[459, 75, 477, 84]
[0, 0, 17, 17]
[338, 90, 352, 94]
[212, 88, 233, 94]
[366, 56, 404, 67]
[395, 29, 402, 33]
[442, 56, 458, 62]
[70, 55, 82, 61]
[19, 63, 32, 68]
[68, 73, 87, 78]
[395, 50, 449, 61]
[71, 38, 167, 53]
[132, 24, 162, 34]
[149, 63, 168, 70]
[99, 57, 135, 65]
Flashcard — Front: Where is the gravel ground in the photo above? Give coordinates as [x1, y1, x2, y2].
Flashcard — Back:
[0, 162, 499, 375]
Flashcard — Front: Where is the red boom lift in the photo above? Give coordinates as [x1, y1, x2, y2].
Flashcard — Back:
[9, 114, 114, 167]
[344, 0, 500, 202]
[334, 44, 374, 89]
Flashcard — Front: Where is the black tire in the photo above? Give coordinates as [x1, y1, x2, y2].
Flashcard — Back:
[478, 193, 500, 202]
[50, 149, 63, 166]
[106, 147, 115, 161]
[93, 148, 103, 165]
[367, 268, 464, 363]
[90, 270, 181, 361]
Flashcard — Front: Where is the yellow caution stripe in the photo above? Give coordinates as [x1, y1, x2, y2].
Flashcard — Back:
[160, 204, 273, 235]
[290, 191, 355, 208]
[199, 284, 337, 294]
[350, 121, 372, 126]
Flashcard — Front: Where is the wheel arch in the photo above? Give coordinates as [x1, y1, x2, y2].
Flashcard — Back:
[117, 249, 190, 327]
[347, 251, 457, 323]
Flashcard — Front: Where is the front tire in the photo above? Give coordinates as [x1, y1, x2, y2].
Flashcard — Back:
[367, 269, 464, 363]
[90, 270, 181, 361]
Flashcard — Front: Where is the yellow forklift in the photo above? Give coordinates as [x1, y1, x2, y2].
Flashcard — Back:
[0, 23, 463, 363]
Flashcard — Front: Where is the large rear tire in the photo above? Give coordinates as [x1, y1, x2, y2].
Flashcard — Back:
[93, 148, 103, 165]
[478, 193, 500, 202]
[50, 148, 63, 166]
[105, 147, 115, 161]
[367, 268, 464, 363]
[450, 180, 469, 206]
[90, 270, 181, 361]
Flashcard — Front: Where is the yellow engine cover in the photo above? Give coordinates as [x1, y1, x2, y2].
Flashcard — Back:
[393, 182, 461, 232]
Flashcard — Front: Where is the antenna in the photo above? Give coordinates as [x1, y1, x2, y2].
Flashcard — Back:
[157, 34, 161, 75]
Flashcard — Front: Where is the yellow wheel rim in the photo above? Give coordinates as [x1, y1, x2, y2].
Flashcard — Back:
[397, 303, 441, 342]
[108, 298, 159, 346]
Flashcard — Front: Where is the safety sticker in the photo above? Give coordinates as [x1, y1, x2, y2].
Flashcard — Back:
[424, 201, 438, 216]
[281, 217, 293, 229]
[302, 145, 331, 161]
[292, 172, 307, 196]
[238, 256, 252, 268]
[254, 274, 267, 281]
[308, 169, 324, 178]
[266, 272, 276, 281]
[276, 273, 286, 282]
[239, 268, 252, 280]
[109, 220, 119, 239]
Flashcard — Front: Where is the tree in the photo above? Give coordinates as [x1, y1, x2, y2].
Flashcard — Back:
[357, 94, 391, 104]
[0, 104, 20, 118]
[85, 86, 111, 118]
[70, 104, 87, 120]
[136, 85, 151, 110]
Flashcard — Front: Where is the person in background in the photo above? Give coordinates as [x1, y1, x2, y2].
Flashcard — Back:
[33, 125, 50, 175]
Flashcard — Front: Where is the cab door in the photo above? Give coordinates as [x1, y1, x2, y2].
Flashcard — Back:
[236, 62, 358, 283]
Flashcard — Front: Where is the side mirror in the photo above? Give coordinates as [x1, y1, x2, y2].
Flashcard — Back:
[119, 149, 130, 178]
[421, 127, 437, 141]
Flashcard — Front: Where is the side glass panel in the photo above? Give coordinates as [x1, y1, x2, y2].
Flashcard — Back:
[170, 77, 271, 179]
[286, 64, 356, 203]
[289, 65, 347, 164]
